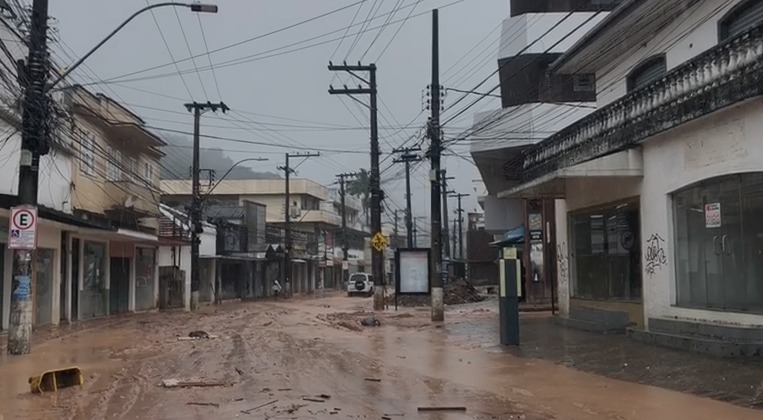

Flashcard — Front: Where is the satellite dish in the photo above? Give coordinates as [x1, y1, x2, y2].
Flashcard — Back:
[124, 195, 137, 208]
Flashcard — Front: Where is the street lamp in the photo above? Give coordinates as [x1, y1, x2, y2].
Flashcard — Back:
[205, 157, 269, 196]
[47, 2, 218, 91]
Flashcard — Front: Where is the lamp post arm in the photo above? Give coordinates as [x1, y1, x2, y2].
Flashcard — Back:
[205, 157, 268, 197]
[47, 2, 211, 91]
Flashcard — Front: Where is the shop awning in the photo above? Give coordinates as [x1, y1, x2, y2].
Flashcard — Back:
[490, 224, 525, 247]
[498, 149, 643, 199]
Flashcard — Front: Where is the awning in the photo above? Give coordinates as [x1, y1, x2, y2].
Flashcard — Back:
[490, 224, 525, 247]
[498, 149, 643, 199]
[72, 226, 159, 244]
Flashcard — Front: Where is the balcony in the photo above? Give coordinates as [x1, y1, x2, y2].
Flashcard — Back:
[517, 23, 763, 182]
[104, 180, 160, 217]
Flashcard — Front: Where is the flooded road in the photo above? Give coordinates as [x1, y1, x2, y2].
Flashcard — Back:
[0, 293, 761, 419]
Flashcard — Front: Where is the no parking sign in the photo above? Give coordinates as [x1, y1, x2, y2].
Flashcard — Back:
[8, 206, 38, 250]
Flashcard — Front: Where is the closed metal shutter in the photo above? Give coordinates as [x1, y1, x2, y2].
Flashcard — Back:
[722, 1, 763, 40]
[628, 57, 667, 91]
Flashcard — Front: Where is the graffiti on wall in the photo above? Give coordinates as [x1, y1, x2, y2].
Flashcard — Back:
[556, 242, 569, 284]
[644, 233, 667, 277]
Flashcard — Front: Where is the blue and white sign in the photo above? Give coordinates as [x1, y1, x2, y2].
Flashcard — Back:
[9, 206, 38, 250]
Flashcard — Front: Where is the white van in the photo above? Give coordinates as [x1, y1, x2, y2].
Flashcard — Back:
[347, 272, 375, 297]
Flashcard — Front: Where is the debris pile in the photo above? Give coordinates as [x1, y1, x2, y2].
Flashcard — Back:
[390, 278, 484, 307]
[442, 278, 484, 305]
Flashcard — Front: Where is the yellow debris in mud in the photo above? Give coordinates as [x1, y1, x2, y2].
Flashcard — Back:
[28, 367, 84, 394]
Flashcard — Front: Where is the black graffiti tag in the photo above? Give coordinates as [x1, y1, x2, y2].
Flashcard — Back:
[644, 233, 667, 277]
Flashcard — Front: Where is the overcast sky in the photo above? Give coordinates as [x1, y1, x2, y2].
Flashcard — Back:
[49, 0, 507, 228]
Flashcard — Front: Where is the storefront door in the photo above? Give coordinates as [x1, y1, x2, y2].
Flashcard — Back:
[82, 241, 107, 318]
[674, 173, 763, 311]
[35, 249, 55, 326]
[109, 257, 130, 314]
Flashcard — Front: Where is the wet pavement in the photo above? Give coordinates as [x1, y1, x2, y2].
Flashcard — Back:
[0, 293, 761, 419]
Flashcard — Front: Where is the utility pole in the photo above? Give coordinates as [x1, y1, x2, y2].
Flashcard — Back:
[428, 9, 444, 322]
[186, 101, 229, 311]
[7, 0, 49, 355]
[393, 209, 399, 248]
[337, 171, 358, 284]
[440, 169, 455, 260]
[328, 61, 385, 311]
[452, 218, 458, 260]
[450, 192, 469, 260]
[279, 152, 320, 297]
[393, 147, 421, 248]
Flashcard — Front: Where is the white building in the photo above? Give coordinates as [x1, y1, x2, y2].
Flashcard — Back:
[469, 0, 621, 302]
[501, 0, 763, 356]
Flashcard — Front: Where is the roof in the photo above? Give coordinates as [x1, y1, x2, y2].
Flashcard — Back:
[549, 0, 701, 74]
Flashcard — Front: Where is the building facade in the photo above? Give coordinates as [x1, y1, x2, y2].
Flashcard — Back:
[501, 0, 763, 355]
[470, 0, 621, 302]
[161, 179, 354, 295]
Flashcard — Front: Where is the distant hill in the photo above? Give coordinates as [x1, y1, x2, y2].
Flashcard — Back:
[158, 133, 280, 180]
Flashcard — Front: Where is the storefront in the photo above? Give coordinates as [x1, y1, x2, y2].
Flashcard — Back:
[80, 240, 108, 319]
[135, 247, 157, 311]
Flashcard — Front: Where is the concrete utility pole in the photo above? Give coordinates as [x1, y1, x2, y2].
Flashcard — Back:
[337, 171, 358, 284]
[428, 9, 445, 322]
[440, 169, 455, 259]
[186, 101, 229, 311]
[393, 147, 421, 248]
[393, 209, 399, 248]
[452, 218, 458, 260]
[279, 152, 320, 297]
[328, 62, 385, 311]
[450, 192, 469, 260]
[7, 0, 50, 356]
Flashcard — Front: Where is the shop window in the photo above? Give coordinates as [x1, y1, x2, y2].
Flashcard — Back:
[82, 241, 107, 318]
[135, 248, 156, 311]
[673, 173, 763, 312]
[35, 249, 56, 326]
[570, 202, 641, 300]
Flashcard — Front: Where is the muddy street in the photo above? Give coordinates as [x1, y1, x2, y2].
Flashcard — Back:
[0, 294, 762, 419]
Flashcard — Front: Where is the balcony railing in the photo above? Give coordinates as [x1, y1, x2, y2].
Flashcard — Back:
[104, 179, 160, 216]
[518, 23, 763, 182]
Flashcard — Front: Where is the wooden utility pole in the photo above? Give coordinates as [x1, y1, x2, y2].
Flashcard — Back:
[185, 101, 229, 311]
[328, 62, 385, 311]
[393, 209, 399, 248]
[392, 147, 421, 248]
[278, 152, 320, 297]
[428, 9, 444, 322]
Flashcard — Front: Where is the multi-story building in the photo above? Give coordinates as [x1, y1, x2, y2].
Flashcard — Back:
[0, 9, 164, 331]
[501, 0, 763, 356]
[470, 0, 622, 302]
[161, 178, 357, 294]
[62, 85, 163, 319]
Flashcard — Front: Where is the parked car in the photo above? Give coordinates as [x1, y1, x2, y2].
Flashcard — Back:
[347, 272, 374, 297]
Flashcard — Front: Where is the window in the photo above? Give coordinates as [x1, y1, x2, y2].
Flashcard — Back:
[626, 55, 667, 92]
[106, 147, 121, 181]
[143, 161, 153, 186]
[79, 130, 96, 176]
[673, 173, 763, 312]
[570, 202, 641, 300]
[126, 156, 137, 182]
[572, 74, 595, 92]
[719, 0, 763, 41]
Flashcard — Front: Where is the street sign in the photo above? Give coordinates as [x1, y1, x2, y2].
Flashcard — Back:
[9, 206, 38, 250]
[371, 231, 388, 252]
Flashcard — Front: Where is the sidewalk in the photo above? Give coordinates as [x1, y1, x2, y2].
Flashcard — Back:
[458, 309, 763, 409]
